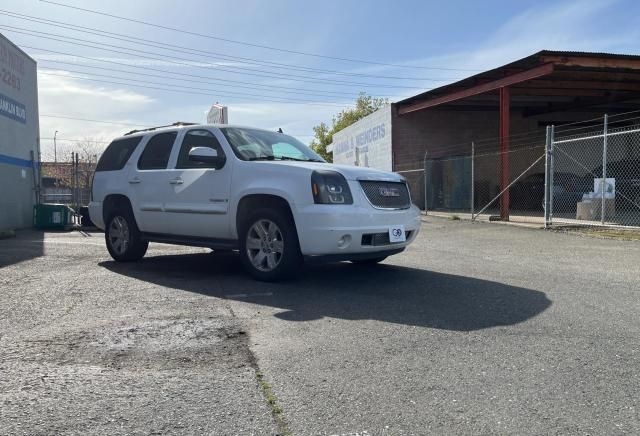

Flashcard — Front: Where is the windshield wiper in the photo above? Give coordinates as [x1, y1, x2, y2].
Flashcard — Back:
[247, 155, 324, 162]
[276, 156, 325, 162]
[277, 156, 312, 162]
[247, 155, 275, 161]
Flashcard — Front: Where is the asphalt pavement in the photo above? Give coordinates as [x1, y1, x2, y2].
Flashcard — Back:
[1, 217, 638, 435]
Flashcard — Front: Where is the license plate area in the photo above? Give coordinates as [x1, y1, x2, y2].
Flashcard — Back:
[389, 225, 406, 243]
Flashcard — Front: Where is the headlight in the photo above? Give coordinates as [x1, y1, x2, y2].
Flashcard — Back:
[311, 170, 353, 204]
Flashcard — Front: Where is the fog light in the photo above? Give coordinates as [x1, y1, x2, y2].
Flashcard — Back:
[337, 234, 352, 249]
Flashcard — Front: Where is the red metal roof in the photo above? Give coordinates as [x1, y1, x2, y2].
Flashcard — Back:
[396, 50, 640, 116]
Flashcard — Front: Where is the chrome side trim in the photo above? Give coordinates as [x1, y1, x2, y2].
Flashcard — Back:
[164, 207, 226, 215]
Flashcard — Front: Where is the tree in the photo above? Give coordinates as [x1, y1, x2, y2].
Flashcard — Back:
[41, 138, 105, 189]
[310, 93, 388, 162]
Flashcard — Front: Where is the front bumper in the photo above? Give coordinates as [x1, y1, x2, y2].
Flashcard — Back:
[294, 203, 421, 256]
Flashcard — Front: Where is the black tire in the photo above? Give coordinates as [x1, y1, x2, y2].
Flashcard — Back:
[104, 207, 148, 262]
[239, 208, 302, 281]
[350, 256, 388, 265]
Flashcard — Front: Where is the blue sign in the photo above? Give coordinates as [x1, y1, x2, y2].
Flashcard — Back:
[0, 92, 26, 124]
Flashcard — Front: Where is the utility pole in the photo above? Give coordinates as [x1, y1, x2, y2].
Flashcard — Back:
[54, 130, 58, 163]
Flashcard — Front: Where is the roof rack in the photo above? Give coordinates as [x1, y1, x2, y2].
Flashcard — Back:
[124, 121, 198, 136]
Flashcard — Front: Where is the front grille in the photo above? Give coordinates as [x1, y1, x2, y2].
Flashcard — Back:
[361, 231, 413, 246]
[359, 181, 411, 209]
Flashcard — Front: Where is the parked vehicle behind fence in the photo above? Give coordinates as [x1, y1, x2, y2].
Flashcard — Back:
[509, 172, 590, 212]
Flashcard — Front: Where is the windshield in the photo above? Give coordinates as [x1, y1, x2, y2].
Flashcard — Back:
[221, 127, 325, 162]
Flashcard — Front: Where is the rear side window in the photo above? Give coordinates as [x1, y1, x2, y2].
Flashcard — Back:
[137, 132, 177, 170]
[95, 136, 143, 172]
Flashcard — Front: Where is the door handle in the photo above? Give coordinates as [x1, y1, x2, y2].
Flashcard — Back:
[169, 178, 184, 185]
[128, 178, 141, 184]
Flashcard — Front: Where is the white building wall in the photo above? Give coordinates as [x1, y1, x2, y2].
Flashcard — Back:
[328, 105, 392, 171]
[0, 33, 39, 230]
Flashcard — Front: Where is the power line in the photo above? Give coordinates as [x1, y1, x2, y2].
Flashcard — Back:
[39, 115, 317, 138]
[40, 114, 152, 127]
[38, 61, 376, 100]
[25, 45, 394, 99]
[0, 10, 460, 81]
[39, 0, 481, 72]
[41, 136, 110, 143]
[2, 25, 429, 89]
[38, 70, 351, 107]
[41, 134, 314, 142]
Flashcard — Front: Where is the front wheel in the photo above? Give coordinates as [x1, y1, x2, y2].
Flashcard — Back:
[239, 208, 301, 281]
[105, 209, 148, 262]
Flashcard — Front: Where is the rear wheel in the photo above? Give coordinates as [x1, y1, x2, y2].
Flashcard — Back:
[105, 208, 148, 262]
[351, 256, 388, 265]
[239, 208, 301, 281]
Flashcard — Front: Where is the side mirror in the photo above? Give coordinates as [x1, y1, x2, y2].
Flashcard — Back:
[188, 146, 219, 164]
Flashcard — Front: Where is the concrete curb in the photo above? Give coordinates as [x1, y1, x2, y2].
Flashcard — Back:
[422, 212, 545, 229]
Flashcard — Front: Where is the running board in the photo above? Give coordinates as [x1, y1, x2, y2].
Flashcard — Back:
[141, 232, 238, 250]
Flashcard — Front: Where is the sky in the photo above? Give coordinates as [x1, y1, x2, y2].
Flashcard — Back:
[2, 0, 640, 159]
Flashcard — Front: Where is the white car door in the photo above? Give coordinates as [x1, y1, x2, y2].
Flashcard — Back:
[127, 131, 178, 234]
[163, 128, 233, 239]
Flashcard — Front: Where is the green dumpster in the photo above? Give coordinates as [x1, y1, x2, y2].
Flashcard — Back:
[33, 204, 75, 230]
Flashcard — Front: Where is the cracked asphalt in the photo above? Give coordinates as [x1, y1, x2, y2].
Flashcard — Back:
[1, 216, 639, 435]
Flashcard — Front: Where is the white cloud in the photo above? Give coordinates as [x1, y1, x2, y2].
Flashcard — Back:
[37, 72, 156, 159]
[38, 70, 154, 105]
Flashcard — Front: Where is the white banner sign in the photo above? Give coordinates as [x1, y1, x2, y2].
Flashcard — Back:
[329, 105, 392, 171]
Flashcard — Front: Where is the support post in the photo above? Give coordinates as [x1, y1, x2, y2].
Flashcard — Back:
[74, 152, 79, 208]
[423, 149, 428, 214]
[30, 150, 40, 205]
[549, 125, 555, 223]
[499, 87, 510, 221]
[601, 114, 608, 225]
[54, 130, 58, 163]
[544, 126, 551, 228]
[471, 141, 475, 220]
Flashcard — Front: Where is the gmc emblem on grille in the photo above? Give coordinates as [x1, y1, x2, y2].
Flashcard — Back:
[378, 186, 400, 197]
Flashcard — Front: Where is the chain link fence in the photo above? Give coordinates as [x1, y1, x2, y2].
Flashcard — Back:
[424, 133, 547, 224]
[423, 111, 640, 229]
[551, 114, 640, 227]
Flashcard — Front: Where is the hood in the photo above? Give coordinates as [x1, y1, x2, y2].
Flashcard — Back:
[257, 160, 405, 182]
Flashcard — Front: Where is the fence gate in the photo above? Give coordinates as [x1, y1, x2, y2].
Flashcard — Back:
[550, 114, 640, 228]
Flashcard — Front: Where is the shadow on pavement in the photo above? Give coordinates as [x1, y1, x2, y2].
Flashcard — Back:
[100, 252, 551, 332]
[0, 230, 44, 268]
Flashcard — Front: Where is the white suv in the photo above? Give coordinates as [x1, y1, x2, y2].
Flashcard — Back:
[90, 123, 421, 280]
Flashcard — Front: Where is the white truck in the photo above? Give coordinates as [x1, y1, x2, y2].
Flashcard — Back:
[89, 123, 421, 280]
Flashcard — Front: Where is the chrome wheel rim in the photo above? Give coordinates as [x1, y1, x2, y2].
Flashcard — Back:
[108, 216, 130, 255]
[246, 219, 284, 272]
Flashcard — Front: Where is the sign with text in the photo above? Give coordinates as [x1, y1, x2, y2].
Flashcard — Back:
[329, 105, 392, 171]
[0, 92, 26, 124]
